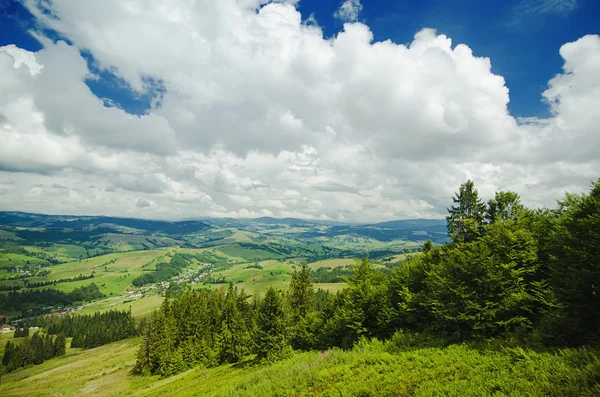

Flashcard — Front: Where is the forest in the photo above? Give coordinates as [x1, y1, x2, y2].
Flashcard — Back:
[133, 179, 600, 376]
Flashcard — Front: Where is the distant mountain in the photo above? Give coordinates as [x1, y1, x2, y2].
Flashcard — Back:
[370, 219, 446, 231]
[0, 211, 210, 235]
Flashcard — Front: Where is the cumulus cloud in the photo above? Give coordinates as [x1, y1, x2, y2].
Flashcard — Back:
[0, 1, 598, 222]
[335, 0, 363, 22]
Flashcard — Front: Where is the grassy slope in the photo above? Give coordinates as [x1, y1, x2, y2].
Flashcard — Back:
[3, 338, 599, 397]
[77, 295, 165, 318]
[25, 249, 171, 296]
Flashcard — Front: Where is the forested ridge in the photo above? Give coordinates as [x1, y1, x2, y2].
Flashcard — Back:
[134, 179, 600, 376]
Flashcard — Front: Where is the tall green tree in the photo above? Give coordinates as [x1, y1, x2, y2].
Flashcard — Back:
[322, 257, 390, 348]
[486, 191, 525, 224]
[547, 180, 600, 343]
[255, 287, 290, 362]
[219, 283, 251, 364]
[3, 341, 14, 366]
[287, 263, 315, 322]
[425, 220, 549, 339]
[446, 180, 487, 243]
[54, 334, 66, 356]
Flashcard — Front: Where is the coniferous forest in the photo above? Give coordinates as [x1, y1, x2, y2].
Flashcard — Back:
[133, 180, 600, 377]
[2, 332, 66, 372]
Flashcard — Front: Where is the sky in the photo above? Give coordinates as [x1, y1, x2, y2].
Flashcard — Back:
[0, 0, 599, 222]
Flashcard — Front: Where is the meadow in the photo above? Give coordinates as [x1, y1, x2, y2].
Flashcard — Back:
[2, 336, 598, 396]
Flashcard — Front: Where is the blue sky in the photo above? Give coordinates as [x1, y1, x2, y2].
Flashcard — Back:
[2, 0, 598, 118]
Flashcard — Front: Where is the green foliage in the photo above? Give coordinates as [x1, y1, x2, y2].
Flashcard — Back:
[134, 287, 256, 376]
[544, 180, 600, 344]
[256, 287, 291, 362]
[53, 333, 66, 356]
[14, 327, 29, 338]
[446, 180, 487, 243]
[486, 191, 525, 224]
[321, 257, 390, 348]
[0, 283, 105, 317]
[46, 309, 137, 349]
[2, 331, 62, 372]
[131, 253, 195, 287]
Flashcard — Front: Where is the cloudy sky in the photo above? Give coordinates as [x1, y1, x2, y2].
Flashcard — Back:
[0, 0, 599, 222]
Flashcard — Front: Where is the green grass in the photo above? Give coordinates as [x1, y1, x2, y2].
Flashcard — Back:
[77, 295, 165, 319]
[307, 258, 356, 269]
[218, 244, 279, 261]
[2, 337, 598, 396]
[206, 260, 292, 295]
[25, 250, 171, 296]
[0, 331, 24, 358]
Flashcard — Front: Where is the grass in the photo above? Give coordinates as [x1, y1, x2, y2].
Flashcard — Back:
[218, 244, 279, 261]
[77, 295, 165, 319]
[25, 250, 170, 296]
[0, 332, 24, 358]
[202, 260, 348, 295]
[307, 258, 356, 269]
[2, 337, 598, 396]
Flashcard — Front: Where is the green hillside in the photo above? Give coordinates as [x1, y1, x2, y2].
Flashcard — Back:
[1, 337, 598, 396]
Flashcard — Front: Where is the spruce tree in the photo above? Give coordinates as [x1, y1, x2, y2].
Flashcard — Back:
[219, 284, 250, 364]
[43, 334, 55, 360]
[3, 341, 14, 366]
[446, 180, 487, 243]
[255, 287, 289, 362]
[54, 334, 67, 356]
[31, 332, 45, 365]
[287, 263, 315, 322]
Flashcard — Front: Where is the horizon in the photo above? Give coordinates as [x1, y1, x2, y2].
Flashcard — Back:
[0, 209, 446, 224]
[1, 0, 599, 222]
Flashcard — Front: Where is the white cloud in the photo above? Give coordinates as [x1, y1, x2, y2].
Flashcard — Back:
[515, 0, 579, 16]
[0, 1, 598, 222]
[334, 0, 363, 22]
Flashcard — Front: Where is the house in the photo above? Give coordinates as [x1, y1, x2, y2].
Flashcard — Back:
[1, 324, 13, 333]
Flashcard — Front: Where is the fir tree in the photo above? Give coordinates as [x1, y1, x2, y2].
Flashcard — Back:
[446, 180, 487, 243]
[3, 341, 14, 366]
[54, 334, 66, 356]
[256, 287, 290, 362]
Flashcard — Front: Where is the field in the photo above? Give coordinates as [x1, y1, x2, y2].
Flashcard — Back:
[198, 260, 348, 295]
[307, 258, 356, 269]
[2, 337, 599, 396]
[0, 331, 24, 358]
[77, 294, 165, 318]
[24, 249, 172, 296]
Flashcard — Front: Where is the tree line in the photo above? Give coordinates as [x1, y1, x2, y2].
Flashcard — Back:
[132, 253, 196, 287]
[44, 309, 138, 349]
[134, 179, 600, 377]
[24, 273, 95, 289]
[0, 283, 105, 317]
[0, 274, 96, 292]
[14, 327, 30, 337]
[2, 332, 66, 372]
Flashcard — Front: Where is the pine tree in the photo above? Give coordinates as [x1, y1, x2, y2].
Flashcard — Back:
[31, 332, 45, 365]
[255, 287, 290, 362]
[43, 334, 55, 360]
[3, 341, 14, 366]
[287, 263, 315, 322]
[54, 334, 66, 356]
[219, 284, 250, 364]
[547, 180, 600, 343]
[446, 180, 487, 243]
